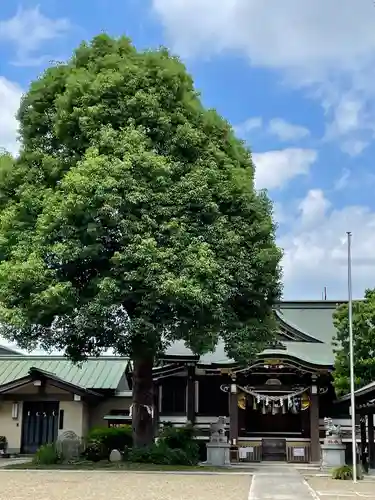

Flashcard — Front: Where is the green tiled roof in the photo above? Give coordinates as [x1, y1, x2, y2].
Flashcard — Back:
[261, 342, 334, 366]
[0, 357, 128, 390]
[165, 301, 341, 367]
[277, 301, 343, 344]
[0, 301, 342, 371]
[165, 340, 232, 364]
[165, 340, 334, 367]
[0, 345, 21, 356]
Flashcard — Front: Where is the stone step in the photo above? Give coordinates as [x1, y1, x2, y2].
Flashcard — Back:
[231, 461, 320, 469]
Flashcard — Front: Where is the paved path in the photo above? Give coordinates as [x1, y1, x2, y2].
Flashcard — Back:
[248, 466, 318, 499]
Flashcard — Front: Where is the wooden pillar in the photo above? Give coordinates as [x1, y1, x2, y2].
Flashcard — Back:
[229, 378, 238, 445]
[360, 415, 367, 465]
[186, 364, 196, 425]
[368, 412, 375, 469]
[309, 385, 320, 463]
[153, 381, 160, 438]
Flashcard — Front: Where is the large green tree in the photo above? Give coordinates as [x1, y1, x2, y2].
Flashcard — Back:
[0, 35, 282, 446]
[333, 289, 375, 396]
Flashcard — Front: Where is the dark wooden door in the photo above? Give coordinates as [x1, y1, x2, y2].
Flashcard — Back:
[21, 401, 59, 454]
[262, 438, 286, 461]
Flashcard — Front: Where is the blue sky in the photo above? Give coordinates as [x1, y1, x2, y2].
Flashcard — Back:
[1, 0, 375, 300]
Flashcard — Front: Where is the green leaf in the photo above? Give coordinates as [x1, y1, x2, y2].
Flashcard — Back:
[333, 288, 375, 396]
[0, 34, 282, 364]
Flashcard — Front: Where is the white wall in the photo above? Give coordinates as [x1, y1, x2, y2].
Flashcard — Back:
[0, 401, 23, 453]
[59, 401, 85, 438]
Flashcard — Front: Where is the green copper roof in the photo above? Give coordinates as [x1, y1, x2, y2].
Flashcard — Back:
[0, 357, 128, 390]
[165, 339, 334, 367]
[165, 340, 232, 364]
[0, 345, 21, 356]
[277, 301, 343, 344]
[261, 342, 334, 367]
[165, 301, 341, 367]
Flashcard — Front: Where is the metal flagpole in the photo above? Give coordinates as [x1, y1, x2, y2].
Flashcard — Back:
[347, 231, 357, 483]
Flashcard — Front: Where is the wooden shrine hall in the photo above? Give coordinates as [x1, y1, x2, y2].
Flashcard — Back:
[148, 301, 350, 463]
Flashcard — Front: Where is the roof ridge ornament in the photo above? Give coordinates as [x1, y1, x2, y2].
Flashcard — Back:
[266, 340, 287, 350]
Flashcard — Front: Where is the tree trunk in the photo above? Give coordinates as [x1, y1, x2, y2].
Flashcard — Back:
[132, 356, 154, 448]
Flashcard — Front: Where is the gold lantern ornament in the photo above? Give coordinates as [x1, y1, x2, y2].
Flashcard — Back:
[237, 392, 246, 410]
[301, 392, 310, 411]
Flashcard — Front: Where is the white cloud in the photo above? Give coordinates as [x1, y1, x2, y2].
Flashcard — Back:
[268, 118, 310, 142]
[234, 117, 262, 137]
[280, 190, 375, 299]
[331, 98, 362, 136]
[253, 148, 317, 190]
[334, 169, 351, 191]
[324, 95, 370, 156]
[153, 0, 375, 72]
[152, 0, 375, 154]
[235, 116, 310, 143]
[298, 189, 331, 226]
[341, 139, 368, 157]
[0, 6, 70, 66]
[0, 77, 22, 155]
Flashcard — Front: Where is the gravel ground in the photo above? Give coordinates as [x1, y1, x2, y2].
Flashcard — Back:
[306, 476, 375, 498]
[0, 471, 252, 500]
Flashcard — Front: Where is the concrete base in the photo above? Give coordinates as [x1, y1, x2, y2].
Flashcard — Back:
[5, 448, 20, 455]
[0, 458, 30, 468]
[320, 443, 346, 470]
[206, 442, 231, 467]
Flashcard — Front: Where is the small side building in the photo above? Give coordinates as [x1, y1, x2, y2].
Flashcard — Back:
[0, 349, 131, 454]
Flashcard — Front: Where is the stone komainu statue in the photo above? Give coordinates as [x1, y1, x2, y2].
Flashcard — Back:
[324, 417, 342, 437]
[210, 416, 228, 443]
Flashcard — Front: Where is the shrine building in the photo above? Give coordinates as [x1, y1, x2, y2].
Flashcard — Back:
[0, 300, 360, 463]
[150, 300, 356, 463]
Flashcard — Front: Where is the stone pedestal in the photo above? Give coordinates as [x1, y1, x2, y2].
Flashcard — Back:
[206, 442, 231, 466]
[320, 440, 346, 470]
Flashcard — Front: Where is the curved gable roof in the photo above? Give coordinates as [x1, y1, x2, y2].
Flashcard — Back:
[163, 300, 343, 368]
[0, 345, 21, 356]
[278, 300, 343, 345]
[275, 310, 322, 343]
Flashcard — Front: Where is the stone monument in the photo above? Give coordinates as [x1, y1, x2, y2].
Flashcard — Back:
[320, 417, 346, 470]
[205, 416, 231, 466]
[56, 430, 82, 461]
